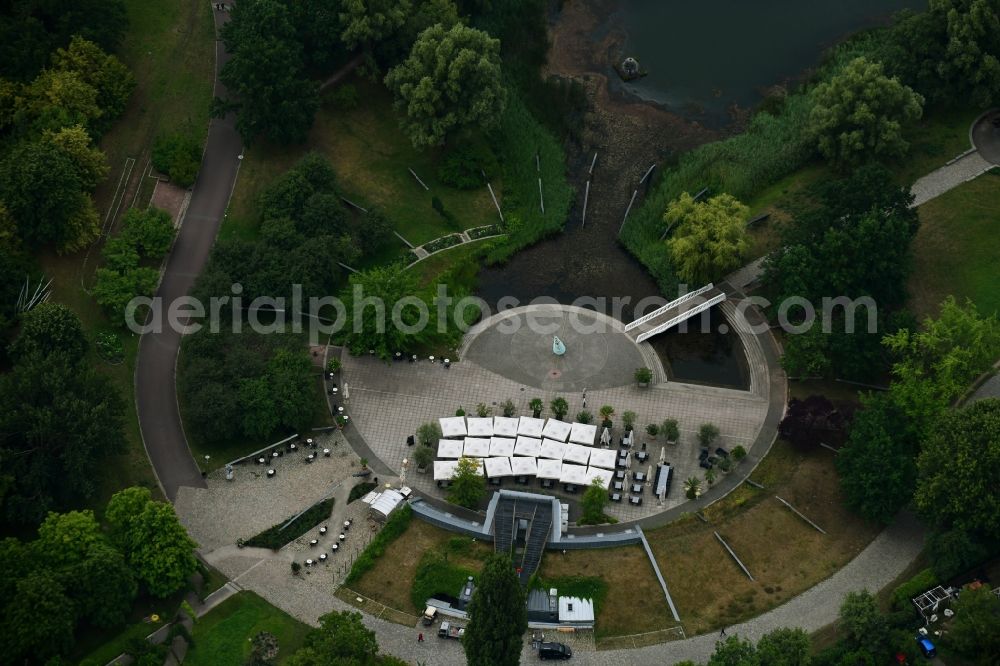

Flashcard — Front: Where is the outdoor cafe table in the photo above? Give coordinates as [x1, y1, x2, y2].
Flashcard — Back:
[631, 483, 643, 494]
[634, 471, 647, 483]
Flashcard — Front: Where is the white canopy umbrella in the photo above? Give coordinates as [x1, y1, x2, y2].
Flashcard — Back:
[466, 417, 494, 437]
[536, 458, 562, 479]
[559, 463, 589, 485]
[585, 466, 614, 489]
[463, 437, 491, 457]
[600, 427, 611, 446]
[509, 456, 537, 477]
[562, 443, 591, 466]
[484, 457, 514, 478]
[433, 460, 459, 480]
[514, 435, 542, 457]
[588, 448, 617, 470]
[623, 430, 634, 447]
[542, 419, 572, 442]
[439, 416, 467, 438]
[437, 439, 464, 459]
[493, 416, 519, 438]
[539, 438, 567, 460]
[569, 422, 598, 446]
[659, 446, 666, 463]
[517, 416, 545, 438]
[489, 437, 516, 457]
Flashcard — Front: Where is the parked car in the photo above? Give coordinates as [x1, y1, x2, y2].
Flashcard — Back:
[916, 635, 937, 658]
[422, 606, 437, 626]
[538, 642, 572, 660]
[438, 621, 464, 639]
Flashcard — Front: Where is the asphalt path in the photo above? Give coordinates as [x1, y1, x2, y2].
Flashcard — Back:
[135, 5, 242, 500]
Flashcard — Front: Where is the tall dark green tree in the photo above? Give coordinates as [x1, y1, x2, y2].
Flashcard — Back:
[463, 553, 527, 666]
[8, 302, 88, 360]
[218, 0, 319, 144]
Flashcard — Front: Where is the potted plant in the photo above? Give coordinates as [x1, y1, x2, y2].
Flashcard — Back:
[550, 396, 569, 420]
[599, 405, 615, 425]
[622, 410, 636, 432]
[529, 398, 543, 418]
[683, 476, 702, 500]
[414, 444, 435, 473]
[646, 423, 660, 439]
[335, 415, 348, 429]
[662, 419, 679, 444]
[698, 423, 720, 449]
[634, 366, 653, 387]
[326, 357, 341, 374]
[456, 406, 466, 417]
[417, 422, 442, 447]
[360, 457, 369, 470]
[732, 445, 747, 463]
[576, 410, 593, 424]
[718, 457, 733, 473]
[291, 561, 301, 576]
[476, 402, 491, 417]
[501, 399, 516, 417]
[705, 468, 716, 486]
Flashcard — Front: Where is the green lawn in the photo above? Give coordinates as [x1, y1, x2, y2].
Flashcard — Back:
[909, 170, 1000, 319]
[185, 592, 312, 666]
[891, 105, 983, 187]
[226, 76, 498, 247]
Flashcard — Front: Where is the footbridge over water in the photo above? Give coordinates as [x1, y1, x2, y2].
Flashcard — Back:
[625, 283, 726, 343]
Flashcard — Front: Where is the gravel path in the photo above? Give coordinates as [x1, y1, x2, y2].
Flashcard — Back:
[910, 150, 992, 207]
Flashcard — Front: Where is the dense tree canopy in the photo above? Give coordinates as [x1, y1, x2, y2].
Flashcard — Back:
[8, 302, 88, 360]
[916, 399, 1000, 541]
[385, 23, 505, 148]
[106, 487, 198, 597]
[463, 554, 527, 666]
[943, 584, 1000, 659]
[809, 57, 924, 167]
[218, 0, 319, 145]
[285, 610, 406, 665]
[664, 192, 749, 284]
[448, 456, 486, 508]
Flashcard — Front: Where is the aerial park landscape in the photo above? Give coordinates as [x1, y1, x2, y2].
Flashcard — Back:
[1, 0, 1000, 664]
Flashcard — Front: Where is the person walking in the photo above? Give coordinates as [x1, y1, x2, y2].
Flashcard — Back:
[418, 632, 424, 643]
[719, 626, 727, 637]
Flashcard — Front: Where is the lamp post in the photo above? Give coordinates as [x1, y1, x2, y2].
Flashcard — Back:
[400, 457, 409, 488]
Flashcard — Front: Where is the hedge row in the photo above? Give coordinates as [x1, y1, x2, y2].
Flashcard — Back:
[243, 497, 335, 550]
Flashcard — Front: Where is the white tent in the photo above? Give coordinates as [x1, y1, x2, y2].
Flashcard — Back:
[369, 489, 406, 520]
[509, 456, 537, 477]
[587, 448, 617, 470]
[514, 435, 542, 457]
[463, 437, 491, 457]
[484, 457, 513, 478]
[569, 422, 598, 446]
[466, 417, 494, 437]
[439, 416, 467, 438]
[539, 438, 567, 460]
[585, 466, 614, 489]
[493, 416, 519, 438]
[562, 443, 592, 466]
[433, 460, 458, 480]
[536, 458, 562, 479]
[489, 437, 516, 457]
[517, 416, 545, 438]
[437, 439, 464, 459]
[559, 463, 589, 485]
[542, 419, 572, 442]
[559, 596, 595, 624]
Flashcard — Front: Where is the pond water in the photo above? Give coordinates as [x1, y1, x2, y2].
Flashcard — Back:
[619, 0, 922, 123]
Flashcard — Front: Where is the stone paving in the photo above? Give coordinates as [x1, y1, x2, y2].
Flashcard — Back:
[337, 305, 771, 523]
[910, 150, 992, 207]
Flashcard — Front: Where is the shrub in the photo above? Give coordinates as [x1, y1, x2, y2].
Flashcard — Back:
[345, 505, 413, 584]
[635, 367, 653, 384]
[684, 477, 702, 500]
[621, 410, 636, 431]
[456, 406, 466, 416]
[732, 445, 747, 462]
[416, 421, 442, 446]
[891, 569, 937, 610]
[244, 498, 335, 550]
[151, 132, 202, 188]
[576, 410, 592, 424]
[529, 398, 543, 417]
[662, 418, 680, 442]
[348, 481, 377, 503]
[475, 402, 491, 417]
[410, 550, 476, 610]
[698, 423, 720, 448]
[414, 443, 435, 469]
[500, 399, 516, 417]
[291, 561, 301, 575]
[95, 331, 124, 364]
[327, 83, 359, 110]
[437, 139, 498, 189]
[646, 423, 659, 437]
[550, 396, 569, 420]
[326, 357, 341, 373]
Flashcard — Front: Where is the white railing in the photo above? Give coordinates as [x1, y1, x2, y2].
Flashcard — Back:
[625, 283, 715, 332]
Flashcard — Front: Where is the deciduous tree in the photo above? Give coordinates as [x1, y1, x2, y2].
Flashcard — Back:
[943, 583, 1000, 659]
[664, 192, 749, 284]
[385, 23, 504, 148]
[809, 57, 923, 167]
[448, 456, 485, 509]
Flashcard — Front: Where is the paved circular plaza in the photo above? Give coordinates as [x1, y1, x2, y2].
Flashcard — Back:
[339, 301, 785, 524]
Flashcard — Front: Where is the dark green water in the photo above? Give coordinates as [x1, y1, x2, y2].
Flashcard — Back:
[620, 0, 923, 122]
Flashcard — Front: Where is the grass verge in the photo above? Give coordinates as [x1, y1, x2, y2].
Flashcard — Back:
[184, 592, 311, 666]
[909, 170, 1000, 319]
[345, 504, 415, 586]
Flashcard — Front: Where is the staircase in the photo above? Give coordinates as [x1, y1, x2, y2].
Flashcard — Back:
[519, 508, 552, 582]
